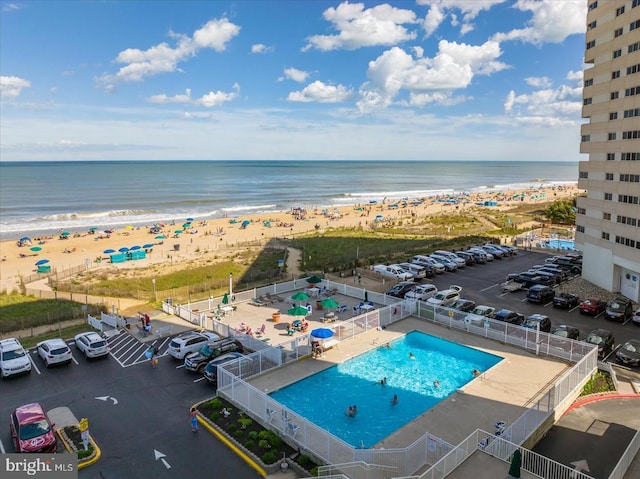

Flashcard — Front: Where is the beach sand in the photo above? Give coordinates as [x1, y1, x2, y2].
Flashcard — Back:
[0, 185, 580, 294]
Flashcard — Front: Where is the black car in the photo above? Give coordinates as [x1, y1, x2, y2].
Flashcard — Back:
[585, 329, 615, 359]
[604, 297, 634, 322]
[522, 314, 551, 332]
[551, 325, 580, 340]
[551, 257, 582, 274]
[553, 293, 580, 309]
[385, 281, 416, 298]
[615, 340, 640, 368]
[450, 299, 476, 313]
[526, 285, 555, 304]
[493, 309, 525, 325]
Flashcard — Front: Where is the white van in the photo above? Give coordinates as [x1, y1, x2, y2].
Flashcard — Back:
[434, 251, 466, 268]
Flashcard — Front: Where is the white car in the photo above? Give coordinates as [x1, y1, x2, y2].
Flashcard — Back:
[632, 308, 640, 326]
[37, 338, 72, 367]
[404, 284, 438, 301]
[0, 338, 32, 378]
[464, 305, 496, 326]
[168, 331, 220, 360]
[430, 255, 457, 272]
[74, 332, 109, 359]
[426, 286, 462, 307]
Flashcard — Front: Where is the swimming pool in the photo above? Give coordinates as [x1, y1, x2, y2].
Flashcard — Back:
[270, 331, 502, 448]
[543, 239, 575, 250]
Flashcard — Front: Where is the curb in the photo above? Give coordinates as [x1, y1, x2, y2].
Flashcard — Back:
[563, 392, 640, 416]
[55, 428, 102, 469]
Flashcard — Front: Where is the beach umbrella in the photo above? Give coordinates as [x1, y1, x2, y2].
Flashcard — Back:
[89, 227, 99, 231]
[310, 328, 334, 339]
[130, 245, 141, 250]
[306, 275, 323, 284]
[288, 305, 310, 317]
[30, 246, 42, 252]
[222, 293, 229, 304]
[508, 449, 522, 478]
[186, 217, 194, 222]
[118, 247, 129, 253]
[20, 237, 31, 241]
[319, 297, 339, 310]
[291, 291, 310, 301]
[241, 220, 251, 227]
[125, 225, 134, 230]
[103, 249, 116, 254]
[182, 223, 191, 228]
[60, 231, 70, 236]
[229, 219, 238, 224]
[174, 229, 184, 234]
[155, 235, 165, 240]
[143, 243, 154, 249]
[35, 259, 49, 266]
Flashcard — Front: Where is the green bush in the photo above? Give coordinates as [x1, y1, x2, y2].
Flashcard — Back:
[77, 445, 94, 460]
[258, 439, 271, 449]
[244, 439, 256, 449]
[209, 412, 220, 422]
[238, 417, 253, 429]
[258, 429, 281, 447]
[248, 431, 259, 440]
[296, 454, 311, 467]
[233, 430, 244, 439]
[204, 398, 223, 409]
[227, 423, 237, 434]
[261, 451, 277, 464]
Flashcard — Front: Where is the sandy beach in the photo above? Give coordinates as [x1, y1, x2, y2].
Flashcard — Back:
[0, 185, 580, 293]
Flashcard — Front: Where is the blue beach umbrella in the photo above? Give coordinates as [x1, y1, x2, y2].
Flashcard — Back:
[310, 328, 334, 339]
[20, 237, 31, 241]
[35, 259, 50, 266]
[130, 245, 141, 250]
[186, 217, 194, 222]
[103, 249, 116, 254]
[118, 247, 129, 253]
[143, 243, 154, 249]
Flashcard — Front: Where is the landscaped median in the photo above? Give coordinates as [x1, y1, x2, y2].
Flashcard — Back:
[56, 424, 101, 469]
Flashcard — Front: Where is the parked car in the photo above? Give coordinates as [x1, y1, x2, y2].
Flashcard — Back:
[434, 251, 466, 268]
[430, 254, 457, 272]
[426, 286, 462, 307]
[604, 297, 634, 322]
[184, 338, 243, 373]
[481, 244, 504, 259]
[450, 299, 476, 313]
[37, 338, 72, 367]
[464, 305, 496, 326]
[493, 309, 525, 325]
[10, 403, 58, 453]
[512, 272, 555, 288]
[551, 325, 580, 340]
[398, 262, 431, 279]
[386, 281, 417, 298]
[467, 248, 489, 263]
[412, 255, 446, 273]
[584, 329, 615, 359]
[404, 283, 438, 301]
[633, 308, 640, 326]
[553, 293, 580, 309]
[0, 338, 32, 378]
[203, 352, 249, 386]
[168, 331, 220, 360]
[373, 264, 414, 281]
[551, 256, 582, 274]
[615, 339, 640, 367]
[455, 251, 476, 265]
[526, 285, 555, 304]
[522, 314, 551, 332]
[74, 332, 109, 359]
[579, 297, 607, 316]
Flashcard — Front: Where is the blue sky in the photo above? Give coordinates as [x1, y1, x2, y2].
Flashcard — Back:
[0, 0, 587, 162]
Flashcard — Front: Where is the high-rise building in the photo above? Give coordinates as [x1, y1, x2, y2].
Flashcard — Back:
[576, 0, 640, 303]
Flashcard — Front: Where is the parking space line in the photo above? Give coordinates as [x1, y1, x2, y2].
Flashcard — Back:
[29, 353, 41, 375]
[193, 376, 206, 383]
[0, 439, 5, 454]
[480, 284, 499, 292]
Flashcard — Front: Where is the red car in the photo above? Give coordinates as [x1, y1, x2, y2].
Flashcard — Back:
[579, 297, 607, 316]
[10, 403, 57, 453]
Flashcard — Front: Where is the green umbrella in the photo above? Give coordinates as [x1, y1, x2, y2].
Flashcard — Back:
[287, 305, 309, 316]
[319, 297, 339, 309]
[307, 275, 323, 284]
[155, 235, 165, 240]
[508, 449, 521, 478]
[222, 293, 229, 304]
[30, 246, 42, 252]
[60, 231, 70, 236]
[174, 229, 183, 234]
[291, 291, 310, 301]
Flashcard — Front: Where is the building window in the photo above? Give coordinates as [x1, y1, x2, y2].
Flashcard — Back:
[621, 152, 640, 160]
[610, 112, 618, 120]
[622, 130, 640, 139]
[628, 64, 640, 75]
[624, 108, 640, 118]
[634, 0, 640, 8]
[588, 20, 597, 30]
[579, 171, 589, 178]
[605, 193, 613, 200]
[618, 215, 639, 226]
[606, 173, 614, 180]
[614, 49, 622, 59]
[615, 236, 639, 249]
[630, 42, 640, 53]
[586, 40, 596, 50]
[631, 20, 640, 31]
[611, 91, 619, 100]
[585, 78, 593, 87]
[603, 212, 611, 220]
[584, 98, 593, 105]
[609, 132, 617, 140]
[620, 173, 640, 182]
[618, 194, 640, 204]
[581, 135, 591, 142]
[613, 70, 621, 80]
[615, 27, 624, 38]
[577, 207, 586, 215]
[576, 225, 585, 233]
[625, 86, 640, 96]
[588, 1, 598, 11]
[602, 232, 610, 240]
[607, 153, 616, 160]
[617, 6, 626, 16]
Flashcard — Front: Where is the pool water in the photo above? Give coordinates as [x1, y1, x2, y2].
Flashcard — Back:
[270, 331, 502, 448]
[543, 239, 575, 250]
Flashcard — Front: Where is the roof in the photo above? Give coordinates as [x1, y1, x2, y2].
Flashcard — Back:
[14, 403, 47, 423]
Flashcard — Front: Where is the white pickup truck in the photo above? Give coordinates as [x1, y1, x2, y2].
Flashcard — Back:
[373, 264, 414, 281]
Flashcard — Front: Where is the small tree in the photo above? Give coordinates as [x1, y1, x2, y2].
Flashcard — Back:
[544, 199, 576, 225]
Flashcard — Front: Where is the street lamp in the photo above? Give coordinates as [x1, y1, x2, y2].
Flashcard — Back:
[229, 273, 233, 302]
[152, 278, 156, 301]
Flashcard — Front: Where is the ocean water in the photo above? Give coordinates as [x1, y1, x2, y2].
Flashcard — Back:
[0, 160, 578, 240]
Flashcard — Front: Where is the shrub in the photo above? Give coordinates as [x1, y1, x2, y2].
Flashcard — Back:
[204, 398, 223, 409]
[238, 417, 253, 430]
[227, 423, 237, 434]
[209, 412, 220, 422]
[77, 445, 94, 460]
[258, 439, 271, 449]
[261, 451, 277, 464]
[233, 430, 244, 439]
[258, 429, 281, 447]
[296, 454, 311, 467]
[248, 431, 259, 440]
[244, 439, 255, 449]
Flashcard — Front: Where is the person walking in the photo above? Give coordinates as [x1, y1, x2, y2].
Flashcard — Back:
[149, 346, 159, 368]
[190, 408, 199, 432]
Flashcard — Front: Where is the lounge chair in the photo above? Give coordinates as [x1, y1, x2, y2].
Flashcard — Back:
[337, 304, 348, 313]
[250, 298, 265, 307]
[255, 324, 266, 336]
[266, 292, 283, 303]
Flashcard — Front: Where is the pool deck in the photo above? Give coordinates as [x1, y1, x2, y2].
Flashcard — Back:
[247, 316, 572, 449]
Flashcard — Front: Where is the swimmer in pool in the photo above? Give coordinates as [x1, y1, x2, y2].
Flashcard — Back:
[433, 380, 440, 388]
[390, 394, 399, 405]
[409, 352, 415, 360]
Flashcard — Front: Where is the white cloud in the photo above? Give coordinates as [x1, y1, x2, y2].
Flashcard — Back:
[303, 1, 417, 51]
[418, 0, 507, 36]
[1, 3, 24, 13]
[97, 18, 240, 89]
[504, 79, 582, 119]
[251, 43, 274, 54]
[567, 70, 583, 81]
[287, 81, 354, 103]
[492, 0, 586, 45]
[357, 40, 508, 114]
[0, 76, 31, 98]
[525, 76, 551, 88]
[280, 68, 310, 83]
[146, 84, 240, 107]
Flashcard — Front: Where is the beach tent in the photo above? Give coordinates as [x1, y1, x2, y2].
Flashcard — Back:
[241, 220, 251, 229]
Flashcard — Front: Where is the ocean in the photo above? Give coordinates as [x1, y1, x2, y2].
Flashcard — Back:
[0, 160, 578, 241]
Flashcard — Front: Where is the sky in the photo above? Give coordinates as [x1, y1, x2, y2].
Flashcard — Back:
[0, 0, 588, 162]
